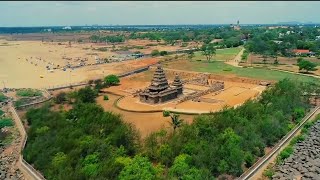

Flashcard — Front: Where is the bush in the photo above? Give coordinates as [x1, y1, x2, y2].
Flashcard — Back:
[0, 93, 7, 102]
[159, 51, 168, 56]
[103, 95, 109, 101]
[55, 92, 67, 104]
[104, 75, 120, 86]
[0, 110, 4, 116]
[16, 89, 42, 97]
[0, 118, 13, 129]
[223, 68, 232, 71]
[289, 135, 305, 146]
[96, 47, 108, 52]
[151, 50, 160, 56]
[277, 146, 293, 163]
[14, 99, 26, 107]
[263, 168, 275, 179]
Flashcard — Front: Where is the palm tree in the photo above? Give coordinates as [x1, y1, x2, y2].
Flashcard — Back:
[163, 111, 184, 133]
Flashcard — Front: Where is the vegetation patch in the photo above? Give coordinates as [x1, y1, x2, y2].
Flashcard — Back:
[16, 88, 42, 97]
[0, 92, 7, 102]
[0, 118, 13, 129]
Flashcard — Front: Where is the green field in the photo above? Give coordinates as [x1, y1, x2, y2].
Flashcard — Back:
[163, 60, 319, 84]
[194, 47, 242, 61]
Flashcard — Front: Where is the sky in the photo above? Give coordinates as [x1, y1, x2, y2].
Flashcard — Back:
[1, 1, 320, 27]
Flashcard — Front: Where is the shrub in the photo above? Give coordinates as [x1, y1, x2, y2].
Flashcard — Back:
[0, 93, 7, 102]
[289, 135, 305, 146]
[0, 110, 4, 116]
[263, 168, 275, 179]
[0, 118, 13, 129]
[103, 95, 109, 101]
[159, 51, 168, 56]
[55, 92, 67, 104]
[104, 75, 120, 86]
[277, 146, 293, 164]
[96, 47, 108, 52]
[223, 68, 232, 71]
[151, 50, 160, 56]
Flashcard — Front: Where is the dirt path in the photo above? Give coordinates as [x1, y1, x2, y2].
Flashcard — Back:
[225, 48, 244, 67]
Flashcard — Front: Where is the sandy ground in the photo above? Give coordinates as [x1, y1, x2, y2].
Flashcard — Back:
[0, 40, 159, 88]
[96, 93, 194, 139]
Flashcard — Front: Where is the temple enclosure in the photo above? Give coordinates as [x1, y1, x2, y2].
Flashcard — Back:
[102, 66, 269, 114]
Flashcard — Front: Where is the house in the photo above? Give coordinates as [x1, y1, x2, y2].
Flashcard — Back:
[292, 49, 315, 57]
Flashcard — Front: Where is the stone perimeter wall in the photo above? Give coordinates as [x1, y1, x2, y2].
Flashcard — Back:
[158, 68, 275, 85]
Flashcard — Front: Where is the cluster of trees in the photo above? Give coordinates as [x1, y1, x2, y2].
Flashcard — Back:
[128, 28, 245, 45]
[89, 35, 125, 43]
[23, 86, 139, 179]
[297, 58, 318, 73]
[24, 79, 317, 179]
[245, 27, 320, 58]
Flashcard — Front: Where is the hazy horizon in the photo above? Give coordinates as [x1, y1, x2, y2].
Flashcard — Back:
[1, 1, 320, 27]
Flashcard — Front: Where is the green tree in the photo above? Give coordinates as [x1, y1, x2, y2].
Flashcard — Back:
[217, 128, 244, 176]
[297, 60, 317, 73]
[118, 155, 158, 180]
[104, 74, 120, 86]
[201, 44, 216, 62]
[76, 86, 98, 103]
[163, 111, 184, 133]
[168, 154, 202, 180]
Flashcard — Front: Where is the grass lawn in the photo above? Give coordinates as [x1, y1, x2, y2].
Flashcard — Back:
[16, 88, 42, 97]
[162, 60, 319, 84]
[194, 47, 242, 61]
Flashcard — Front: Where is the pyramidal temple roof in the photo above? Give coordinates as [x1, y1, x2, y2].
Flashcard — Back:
[172, 74, 183, 87]
[148, 64, 169, 92]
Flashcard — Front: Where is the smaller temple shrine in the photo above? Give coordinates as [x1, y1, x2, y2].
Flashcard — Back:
[139, 64, 183, 104]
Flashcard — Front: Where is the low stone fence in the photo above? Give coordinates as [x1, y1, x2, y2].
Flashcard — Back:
[9, 105, 46, 180]
[15, 89, 53, 110]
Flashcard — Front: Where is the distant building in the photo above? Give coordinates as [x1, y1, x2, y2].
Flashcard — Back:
[267, 26, 289, 30]
[292, 49, 315, 57]
[230, 20, 241, 30]
[62, 26, 72, 30]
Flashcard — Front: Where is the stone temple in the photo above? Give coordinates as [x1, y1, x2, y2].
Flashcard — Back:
[139, 64, 183, 104]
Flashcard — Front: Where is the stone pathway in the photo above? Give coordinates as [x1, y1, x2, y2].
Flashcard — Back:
[273, 120, 320, 180]
[0, 129, 25, 180]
